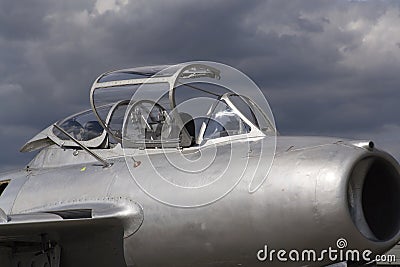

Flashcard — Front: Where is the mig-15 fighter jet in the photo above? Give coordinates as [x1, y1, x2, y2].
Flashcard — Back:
[0, 62, 399, 267]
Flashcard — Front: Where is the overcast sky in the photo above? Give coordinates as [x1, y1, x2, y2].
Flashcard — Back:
[0, 0, 400, 171]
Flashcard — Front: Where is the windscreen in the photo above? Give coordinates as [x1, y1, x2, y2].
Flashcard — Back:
[174, 63, 276, 137]
[227, 94, 275, 134]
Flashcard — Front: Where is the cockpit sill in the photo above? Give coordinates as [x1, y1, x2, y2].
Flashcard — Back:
[25, 135, 376, 170]
[26, 134, 269, 169]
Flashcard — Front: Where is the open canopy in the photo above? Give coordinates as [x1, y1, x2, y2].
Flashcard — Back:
[21, 62, 276, 152]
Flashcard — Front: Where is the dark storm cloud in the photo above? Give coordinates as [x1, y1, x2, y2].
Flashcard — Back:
[1, 0, 400, 170]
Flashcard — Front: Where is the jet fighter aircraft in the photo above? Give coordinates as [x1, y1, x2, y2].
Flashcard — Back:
[0, 62, 400, 267]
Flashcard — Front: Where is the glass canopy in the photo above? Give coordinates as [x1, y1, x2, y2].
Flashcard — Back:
[89, 63, 275, 149]
[22, 62, 276, 152]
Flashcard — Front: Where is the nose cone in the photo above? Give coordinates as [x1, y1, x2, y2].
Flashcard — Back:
[312, 146, 400, 258]
[348, 153, 400, 248]
[268, 140, 400, 265]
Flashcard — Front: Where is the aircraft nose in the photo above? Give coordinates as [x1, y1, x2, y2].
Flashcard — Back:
[348, 155, 400, 243]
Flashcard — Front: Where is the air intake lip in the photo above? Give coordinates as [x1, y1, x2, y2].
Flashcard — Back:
[348, 155, 400, 242]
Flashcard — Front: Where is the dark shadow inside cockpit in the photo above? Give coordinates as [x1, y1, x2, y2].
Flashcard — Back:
[179, 112, 195, 147]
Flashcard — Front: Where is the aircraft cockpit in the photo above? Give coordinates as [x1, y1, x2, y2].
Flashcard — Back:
[21, 63, 276, 155]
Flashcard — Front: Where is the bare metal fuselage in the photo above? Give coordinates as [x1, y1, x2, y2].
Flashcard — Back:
[1, 62, 400, 266]
[1, 135, 400, 267]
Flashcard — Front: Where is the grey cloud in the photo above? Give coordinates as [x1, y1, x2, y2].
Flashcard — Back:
[1, 0, 400, 170]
